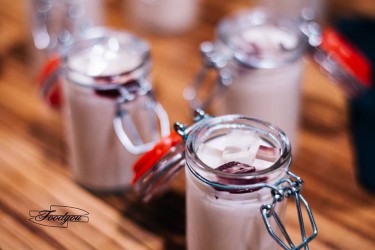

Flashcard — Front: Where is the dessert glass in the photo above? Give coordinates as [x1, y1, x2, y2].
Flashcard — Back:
[133, 110, 317, 250]
[184, 9, 306, 148]
[61, 28, 170, 191]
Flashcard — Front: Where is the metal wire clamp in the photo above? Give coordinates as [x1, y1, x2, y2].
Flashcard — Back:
[261, 171, 318, 250]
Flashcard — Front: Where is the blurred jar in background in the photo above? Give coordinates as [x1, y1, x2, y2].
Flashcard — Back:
[42, 28, 170, 192]
[184, 8, 306, 150]
[125, 0, 199, 35]
[27, 0, 103, 56]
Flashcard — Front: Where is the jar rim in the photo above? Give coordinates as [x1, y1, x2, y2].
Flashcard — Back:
[216, 8, 306, 69]
[64, 27, 151, 90]
[185, 115, 292, 190]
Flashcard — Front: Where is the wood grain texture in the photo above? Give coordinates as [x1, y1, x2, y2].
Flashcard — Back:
[1, 0, 375, 249]
[0, 0, 30, 59]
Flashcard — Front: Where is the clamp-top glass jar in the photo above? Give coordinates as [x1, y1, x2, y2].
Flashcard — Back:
[56, 28, 170, 192]
[184, 8, 306, 148]
[133, 110, 317, 250]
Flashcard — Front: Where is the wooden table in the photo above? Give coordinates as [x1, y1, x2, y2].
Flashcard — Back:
[0, 0, 374, 249]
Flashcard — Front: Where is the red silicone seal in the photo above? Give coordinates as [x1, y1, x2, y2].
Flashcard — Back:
[321, 28, 372, 87]
[132, 132, 183, 184]
[38, 55, 63, 108]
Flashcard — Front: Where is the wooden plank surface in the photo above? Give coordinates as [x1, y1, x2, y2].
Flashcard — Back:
[1, 0, 375, 249]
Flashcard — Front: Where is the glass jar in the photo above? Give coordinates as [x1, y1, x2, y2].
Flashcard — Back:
[28, 0, 103, 53]
[184, 9, 306, 148]
[126, 0, 199, 34]
[44, 28, 170, 192]
[133, 110, 317, 250]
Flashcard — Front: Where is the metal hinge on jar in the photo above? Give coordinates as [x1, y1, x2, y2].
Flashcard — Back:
[183, 42, 233, 110]
[261, 171, 318, 250]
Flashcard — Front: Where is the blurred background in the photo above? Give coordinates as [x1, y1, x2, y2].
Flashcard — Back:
[1, 0, 374, 122]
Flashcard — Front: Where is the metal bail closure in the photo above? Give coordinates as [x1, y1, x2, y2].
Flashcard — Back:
[132, 109, 209, 202]
[300, 9, 372, 97]
[183, 41, 233, 110]
[261, 171, 318, 250]
[113, 79, 170, 155]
